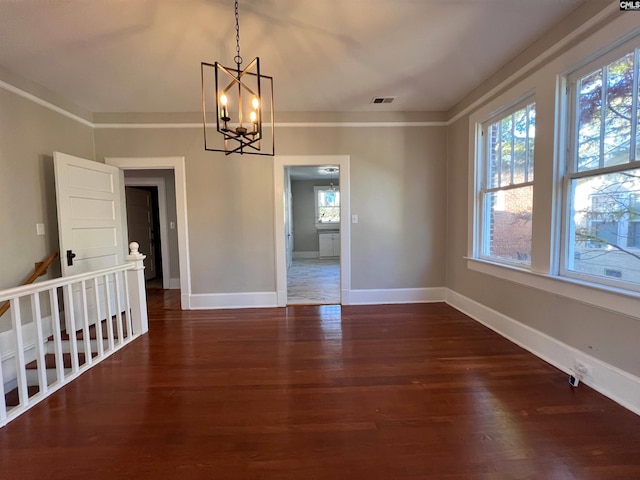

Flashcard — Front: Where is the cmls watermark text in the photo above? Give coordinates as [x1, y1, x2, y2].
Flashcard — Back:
[620, 1, 640, 10]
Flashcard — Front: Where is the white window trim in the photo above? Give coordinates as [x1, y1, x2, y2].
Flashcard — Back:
[559, 37, 640, 293]
[314, 185, 340, 229]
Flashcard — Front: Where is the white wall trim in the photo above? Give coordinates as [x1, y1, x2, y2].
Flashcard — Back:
[124, 177, 171, 290]
[104, 157, 191, 309]
[0, 79, 94, 127]
[94, 121, 446, 129]
[446, 288, 640, 416]
[348, 287, 446, 305]
[293, 251, 319, 259]
[189, 292, 278, 309]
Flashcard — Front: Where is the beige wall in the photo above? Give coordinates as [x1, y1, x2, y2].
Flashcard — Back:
[445, 7, 640, 377]
[0, 89, 94, 291]
[94, 127, 275, 294]
[290, 178, 341, 253]
[94, 120, 448, 293]
[447, 117, 640, 377]
[279, 125, 447, 290]
[291, 179, 323, 252]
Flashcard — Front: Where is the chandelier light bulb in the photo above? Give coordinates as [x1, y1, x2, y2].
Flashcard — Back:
[220, 93, 229, 121]
[250, 111, 257, 123]
[252, 97, 259, 110]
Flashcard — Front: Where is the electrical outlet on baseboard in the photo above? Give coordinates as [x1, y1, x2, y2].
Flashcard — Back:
[574, 359, 593, 378]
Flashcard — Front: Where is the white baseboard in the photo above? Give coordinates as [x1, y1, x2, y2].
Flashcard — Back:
[348, 287, 446, 305]
[189, 292, 278, 309]
[187, 287, 446, 309]
[168, 277, 181, 289]
[293, 251, 319, 259]
[446, 288, 640, 416]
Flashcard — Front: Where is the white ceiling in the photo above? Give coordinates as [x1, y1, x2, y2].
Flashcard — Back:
[0, 0, 585, 114]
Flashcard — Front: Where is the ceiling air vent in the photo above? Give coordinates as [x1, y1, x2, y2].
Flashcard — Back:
[371, 97, 395, 104]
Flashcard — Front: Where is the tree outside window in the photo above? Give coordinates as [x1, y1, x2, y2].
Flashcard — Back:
[565, 46, 640, 287]
[478, 100, 536, 265]
[315, 186, 340, 226]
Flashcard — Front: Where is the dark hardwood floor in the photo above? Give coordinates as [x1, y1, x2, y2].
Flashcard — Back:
[2, 289, 640, 479]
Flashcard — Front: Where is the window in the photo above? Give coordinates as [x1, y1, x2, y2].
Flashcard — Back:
[315, 186, 340, 226]
[477, 100, 536, 265]
[564, 44, 640, 289]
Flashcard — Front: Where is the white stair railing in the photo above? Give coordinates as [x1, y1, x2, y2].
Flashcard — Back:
[0, 243, 147, 428]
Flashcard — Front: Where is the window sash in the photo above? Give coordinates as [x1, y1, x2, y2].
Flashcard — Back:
[477, 97, 535, 267]
[314, 186, 340, 225]
[561, 42, 640, 290]
[568, 46, 640, 175]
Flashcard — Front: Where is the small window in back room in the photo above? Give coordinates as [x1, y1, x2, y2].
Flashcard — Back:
[315, 186, 340, 225]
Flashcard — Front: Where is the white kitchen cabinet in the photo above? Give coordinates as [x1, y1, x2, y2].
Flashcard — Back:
[319, 232, 340, 258]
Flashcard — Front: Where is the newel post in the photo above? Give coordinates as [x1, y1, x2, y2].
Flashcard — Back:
[126, 242, 148, 335]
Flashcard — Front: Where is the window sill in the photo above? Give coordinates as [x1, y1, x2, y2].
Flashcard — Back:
[316, 223, 340, 230]
[465, 257, 640, 319]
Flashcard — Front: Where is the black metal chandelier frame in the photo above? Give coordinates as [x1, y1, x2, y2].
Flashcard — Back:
[201, 0, 275, 156]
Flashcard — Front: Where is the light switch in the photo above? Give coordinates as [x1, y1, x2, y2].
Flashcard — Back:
[170, 221, 176, 230]
[351, 214, 359, 224]
[36, 223, 45, 236]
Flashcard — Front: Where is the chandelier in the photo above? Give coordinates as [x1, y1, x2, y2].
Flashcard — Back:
[326, 167, 338, 191]
[201, 0, 275, 156]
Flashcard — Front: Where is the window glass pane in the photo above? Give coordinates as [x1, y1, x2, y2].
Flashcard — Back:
[604, 53, 634, 167]
[319, 206, 340, 223]
[319, 190, 339, 207]
[317, 189, 340, 223]
[527, 105, 536, 181]
[500, 115, 513, 186]
[577, 69, 603, 171]
[513, 111, 527, 182]
[567, 168, 640, 284]
[488, 124, 500, 189]
[637, 52, 640, 161]
[482, 185, 533, 264]
[487, 103, 535, 188]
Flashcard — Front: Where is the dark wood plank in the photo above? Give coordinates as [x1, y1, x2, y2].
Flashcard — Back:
[1, 291, 639, 479]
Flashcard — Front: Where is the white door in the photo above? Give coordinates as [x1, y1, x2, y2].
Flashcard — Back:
[54, 152, 128, 331]
[125, 187, 156, 280]
[54, 152, 127, 275]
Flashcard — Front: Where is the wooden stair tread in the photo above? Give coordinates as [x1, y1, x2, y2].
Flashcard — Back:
[4, 385, 39, 408]
[48, 319, 128, 342]
[24, 352, 93, 370]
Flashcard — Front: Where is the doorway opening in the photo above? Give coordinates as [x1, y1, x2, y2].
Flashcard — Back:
[105, 156, 191, 310]
[286, 166, 341, 304]
[274, 155, 351, 307]
[125, 185, 163, 288]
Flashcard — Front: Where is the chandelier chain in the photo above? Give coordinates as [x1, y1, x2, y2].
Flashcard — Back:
[234, 0, 243, 67]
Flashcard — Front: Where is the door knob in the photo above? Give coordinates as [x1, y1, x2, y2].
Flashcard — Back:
[66, 249, 76, 266]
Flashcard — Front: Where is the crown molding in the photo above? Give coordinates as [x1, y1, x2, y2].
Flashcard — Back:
[0, 79, 93, 128]
[0, 2, 622, 133]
